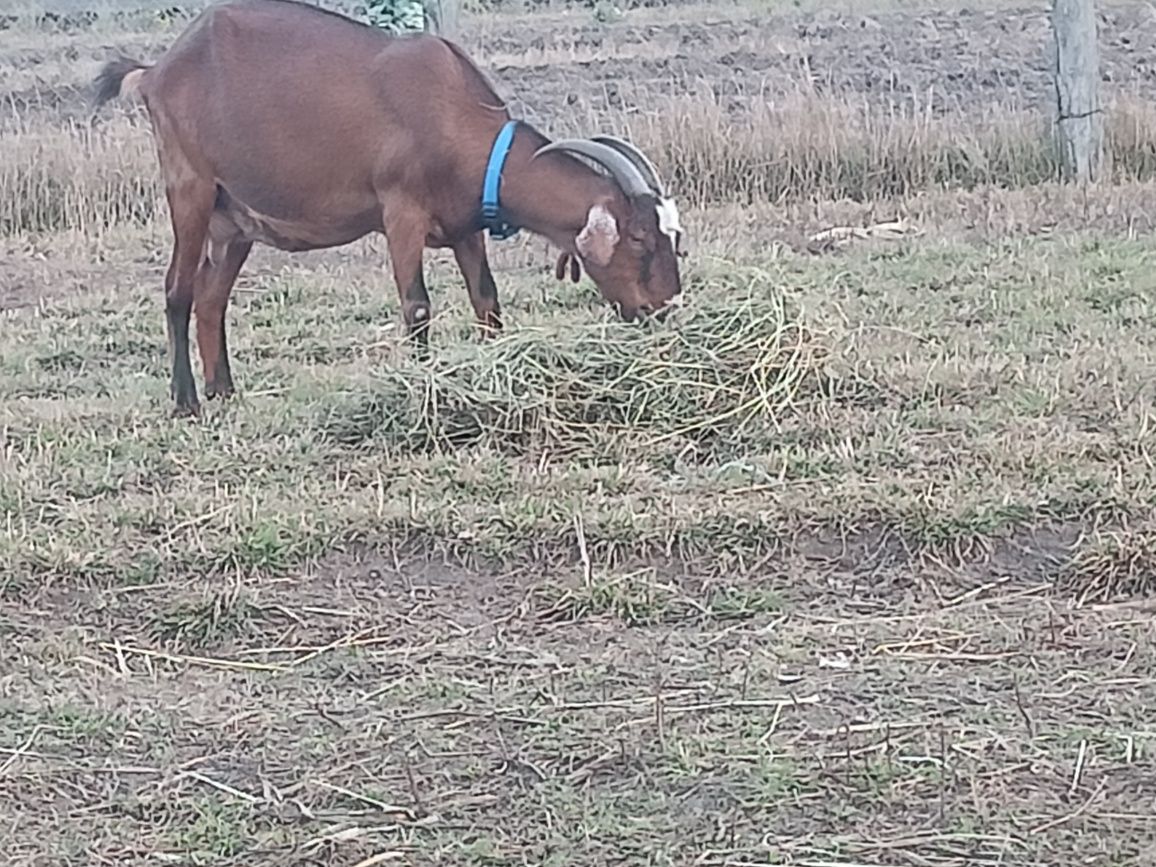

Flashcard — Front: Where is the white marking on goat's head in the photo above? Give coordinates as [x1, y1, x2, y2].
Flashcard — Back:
[655, 197, 684, 256]
[656, 198, 681, 239]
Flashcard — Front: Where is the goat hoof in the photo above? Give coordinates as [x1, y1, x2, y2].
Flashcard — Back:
[406, 333, 431, 361]
[171, 401, 201, 419]
[477, 318, 502, 340]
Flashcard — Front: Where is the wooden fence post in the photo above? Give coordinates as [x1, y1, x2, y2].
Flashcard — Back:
[1050, 0, 1103, 184]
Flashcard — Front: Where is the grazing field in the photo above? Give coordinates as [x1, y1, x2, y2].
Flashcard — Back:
[2, 1, 1156, 865]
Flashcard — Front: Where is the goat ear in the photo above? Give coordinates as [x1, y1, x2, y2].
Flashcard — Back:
[575, 204, 619, 267]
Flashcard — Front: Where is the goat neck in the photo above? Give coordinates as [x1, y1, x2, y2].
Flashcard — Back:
[496, 129, 625, 255]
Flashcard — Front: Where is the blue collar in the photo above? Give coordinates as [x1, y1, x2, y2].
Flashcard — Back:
[480, 119, 520, 241]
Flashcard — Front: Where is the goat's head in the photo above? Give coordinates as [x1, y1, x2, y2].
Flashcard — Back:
[535, 136, 684, 322]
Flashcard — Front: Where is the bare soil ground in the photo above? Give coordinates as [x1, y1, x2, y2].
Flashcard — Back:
[3, 1, 1156, 865]
[481, 3, 1156, 119]
[6, 2, 1156, 123]
[6, 548, 1154, 865]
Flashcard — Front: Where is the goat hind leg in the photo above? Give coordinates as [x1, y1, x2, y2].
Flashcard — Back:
[195, 234, 252, 399]
[452, 231, 502, 337]
[162, 180, 215, 416]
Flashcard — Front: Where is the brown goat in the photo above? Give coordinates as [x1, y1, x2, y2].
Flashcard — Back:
[93, 0, 685, 416]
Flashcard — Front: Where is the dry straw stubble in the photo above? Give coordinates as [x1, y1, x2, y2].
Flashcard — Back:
[1, 114, 163, 237]
[10, 83, 1156, 237]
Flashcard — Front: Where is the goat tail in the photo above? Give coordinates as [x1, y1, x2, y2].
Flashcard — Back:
[93, 56, 150, 108]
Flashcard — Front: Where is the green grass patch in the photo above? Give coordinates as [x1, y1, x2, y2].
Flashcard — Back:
[3, 235, 1156, 593]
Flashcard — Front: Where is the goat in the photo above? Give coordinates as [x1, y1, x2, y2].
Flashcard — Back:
[92, 0, 685, 416]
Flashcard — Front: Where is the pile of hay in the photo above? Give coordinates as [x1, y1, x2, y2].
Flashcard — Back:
[320, 276, 826, 457]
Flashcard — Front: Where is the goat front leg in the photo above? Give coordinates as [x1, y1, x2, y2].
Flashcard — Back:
[383, 211, 433, 353]
[452, 231, 502, 337]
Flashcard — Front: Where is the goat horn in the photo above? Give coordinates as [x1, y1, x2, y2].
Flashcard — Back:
[534, 138, 652, 199]
[590, 134, 666, 197]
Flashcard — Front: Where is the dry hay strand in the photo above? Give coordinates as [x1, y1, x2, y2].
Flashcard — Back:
[806, 217, 923, 254]
[320, 271, 826, 457]
[1056, 520, 1156, 605]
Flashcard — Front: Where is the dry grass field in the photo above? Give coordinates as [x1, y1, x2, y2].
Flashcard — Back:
[3, 0, 1156, 865]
